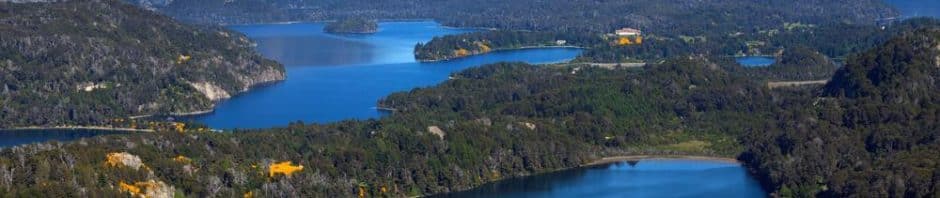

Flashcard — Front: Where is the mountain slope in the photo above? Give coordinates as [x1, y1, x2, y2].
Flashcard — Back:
[0, 0, 285, 127]
[742, 29, 940, 197]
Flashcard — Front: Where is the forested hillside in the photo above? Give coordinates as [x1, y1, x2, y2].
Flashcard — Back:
[741, 29, 940, 197]
[0, 0, 285, 128]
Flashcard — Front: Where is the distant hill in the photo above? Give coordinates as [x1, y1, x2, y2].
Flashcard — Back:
[824, 29, 940, 100]
[742, 29, 940, 197]
[0, 0, 285, 127]
[127, 0, 896, 34]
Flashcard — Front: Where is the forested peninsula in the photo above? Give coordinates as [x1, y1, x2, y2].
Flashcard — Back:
[0, 0, 285, 128]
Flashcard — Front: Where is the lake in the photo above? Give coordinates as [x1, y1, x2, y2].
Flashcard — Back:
[884, 0, 940, 18]
[193, 21, 582, 129]
[736, 56, 776, 67]
[0, 129, 125, 148]
[433, 159, 767, 198]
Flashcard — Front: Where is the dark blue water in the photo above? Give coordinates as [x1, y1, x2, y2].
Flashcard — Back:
[435, 159, 766, 198]
[885, 0, 940, 18]
[195, 22, 582, 129]
[0, 129, 124, 148]
[736, 56, 775, 67]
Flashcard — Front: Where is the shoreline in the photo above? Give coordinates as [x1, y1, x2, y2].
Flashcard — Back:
[226, 18, 468, 27]
[129, 79, 284, 120]
[418, 45, 585, 63]
[583, 155, 740, 167]
[128, 109, 215, 120]
[2, 126, 155, 133]
[428, 154, 743, 197]
[170, 109, 215, 117]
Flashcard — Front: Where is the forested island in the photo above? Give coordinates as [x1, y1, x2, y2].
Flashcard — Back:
[324, 18, 378, 34]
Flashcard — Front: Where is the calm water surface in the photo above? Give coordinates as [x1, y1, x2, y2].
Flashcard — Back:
[0, 130, 124, 148]
[434, 159, 767, 198]
[195, 22, 582, 129]
[885, 0, 940, 18]
[736, 56, 776, 67]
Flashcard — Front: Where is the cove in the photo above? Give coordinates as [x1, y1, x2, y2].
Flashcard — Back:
[433, 159, 767, 198]
[193, 22, 582, 129]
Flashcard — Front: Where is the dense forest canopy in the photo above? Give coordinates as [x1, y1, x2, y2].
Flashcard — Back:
[324, 18, 378, 34]
[741, 29, 940, 197]
[0, 0, 285, 128]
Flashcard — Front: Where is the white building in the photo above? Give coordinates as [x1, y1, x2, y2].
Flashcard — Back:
[615, 28, 642, 36]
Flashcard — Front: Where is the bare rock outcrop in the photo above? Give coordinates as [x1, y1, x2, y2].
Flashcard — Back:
[188, 81, 232, 101]
[428, 126, 445, 140]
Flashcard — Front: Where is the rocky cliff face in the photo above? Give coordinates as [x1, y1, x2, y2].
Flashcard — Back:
[0, 0, 285, 127]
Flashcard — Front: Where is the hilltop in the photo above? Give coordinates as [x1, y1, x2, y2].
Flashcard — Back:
[742, 29, 940, 197]
[0, 0, 285, 128]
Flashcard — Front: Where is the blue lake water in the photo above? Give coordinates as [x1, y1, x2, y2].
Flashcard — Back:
[885, 0, 940, 18]
[736, 56, 776, 67]
[434, 159, 766, 198]
[0, 129, 125, 148]
[0, 20, 770, 198]
[194, 22, 582, 129]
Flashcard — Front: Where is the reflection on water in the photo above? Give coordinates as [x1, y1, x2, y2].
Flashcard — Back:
[196, 22, 582, 129]
[434, 159, 767, 198]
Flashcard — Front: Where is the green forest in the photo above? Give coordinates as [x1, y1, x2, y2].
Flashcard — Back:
[324, 18, 378, 34]
[416, 19, 940, 64]
[2, 0, 939, 197]
[0, 0, 284, 128]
